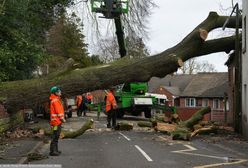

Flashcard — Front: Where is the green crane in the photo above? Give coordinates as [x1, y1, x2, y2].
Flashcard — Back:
[91, 0, 128, 57]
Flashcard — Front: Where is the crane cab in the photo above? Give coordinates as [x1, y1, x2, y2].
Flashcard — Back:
[91, 0, 128, 18]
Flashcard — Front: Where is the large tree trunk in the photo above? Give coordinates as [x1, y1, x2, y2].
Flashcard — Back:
[0, 12, 241, 113]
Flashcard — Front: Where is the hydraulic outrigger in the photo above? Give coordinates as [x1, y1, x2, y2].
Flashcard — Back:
[91, 0, 128, 57]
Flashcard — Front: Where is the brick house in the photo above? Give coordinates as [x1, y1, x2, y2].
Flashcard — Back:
[149, 73, 230, 123]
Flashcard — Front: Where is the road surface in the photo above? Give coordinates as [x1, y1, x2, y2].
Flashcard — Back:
[33, 113, 248, 168]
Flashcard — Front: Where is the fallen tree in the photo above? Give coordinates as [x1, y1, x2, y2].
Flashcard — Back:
[171, 107, 211, 140]
[0, 12, 241, 113]
[0, 111, 24, 133]
[153, 107, 214, 140]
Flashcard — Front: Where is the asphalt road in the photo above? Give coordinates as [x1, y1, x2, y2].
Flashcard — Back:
[33, 113, 248, 168]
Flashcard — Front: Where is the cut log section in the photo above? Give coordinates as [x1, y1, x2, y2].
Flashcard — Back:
[35, 119, 94, 139]
[191, 126, 218, 137]
[154, 122, 177, 134]
[137, 121, 153, 128]
[115, 121, 133, 131]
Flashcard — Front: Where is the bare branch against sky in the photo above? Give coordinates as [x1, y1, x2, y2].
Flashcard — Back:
[69, 0, 242, 72]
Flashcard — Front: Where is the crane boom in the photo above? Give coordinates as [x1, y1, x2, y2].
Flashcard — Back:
[91, 0, 128, 57]
[114, 16, 126, 57]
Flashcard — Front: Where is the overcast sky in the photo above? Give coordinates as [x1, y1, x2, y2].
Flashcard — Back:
[147, 0, 242, 72]
[71, 0, 242, 72]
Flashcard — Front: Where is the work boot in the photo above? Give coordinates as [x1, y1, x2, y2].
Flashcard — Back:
[49, 151, 61, 156]
[55, 145, 62, 154]
[50, 144, 60, 156]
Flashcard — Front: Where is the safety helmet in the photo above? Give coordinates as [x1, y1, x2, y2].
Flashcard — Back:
[50, 86, 61, 94]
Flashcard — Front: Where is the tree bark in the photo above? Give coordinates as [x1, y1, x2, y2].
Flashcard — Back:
[34, 119, 94, 139]
[0, 12, 241, 113]
[171, 107, 211, 140]
[115, 121, 133, 131]
[191, 126, 217, 137]
[137, 121, 153, 128]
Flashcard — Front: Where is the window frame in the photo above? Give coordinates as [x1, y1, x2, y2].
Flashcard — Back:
[185, 98, 196, 107]
[213, 99, 220, 110]
[202, 99, 209, 107]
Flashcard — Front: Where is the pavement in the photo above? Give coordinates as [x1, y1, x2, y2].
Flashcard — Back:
[0, 138, 44, 164]
[32, 125, 248, 168]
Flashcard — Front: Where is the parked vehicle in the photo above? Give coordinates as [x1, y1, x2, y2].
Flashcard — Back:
[64, 98, 77, 118]
[35, 98, 76, 119]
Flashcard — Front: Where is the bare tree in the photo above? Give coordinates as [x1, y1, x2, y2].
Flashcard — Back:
[96, 35, 150, 63]
[97, 38, 120, 63]
[179, 58, 216, 74]
[71, 0, 156, 53]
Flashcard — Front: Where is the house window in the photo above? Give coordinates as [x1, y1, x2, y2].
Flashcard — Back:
[243, 16, 247, 54]
[158, 98, 166, 105]
[202, 99, 209, 107]
[185, 98, 196, 107]
[213, 99, 220, 109]
[226, 101, 229, 111]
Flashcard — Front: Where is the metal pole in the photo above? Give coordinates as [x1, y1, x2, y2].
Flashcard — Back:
[97, 103, 101, 120]
[234, 4, 242, 133]
[222, 3, 242, 132]
[114, 16, 127, 57]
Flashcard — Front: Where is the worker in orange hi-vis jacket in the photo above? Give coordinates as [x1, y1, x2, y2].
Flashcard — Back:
[49, 86, 66, 156]
[86, 92, 93, 104]
[105, 87, 118, 129]
[86, 92, 93, 113]
[76, 94, 83, 117]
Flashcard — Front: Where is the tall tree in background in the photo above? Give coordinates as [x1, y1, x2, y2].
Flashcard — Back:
[46, 12, 90, 68]
[0, 0, 73, 81]
[126, 36, 150, 59]
[89, 54, 103, 65]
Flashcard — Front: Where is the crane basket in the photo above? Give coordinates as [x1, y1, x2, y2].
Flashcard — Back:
[91, 0, 128, 18]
